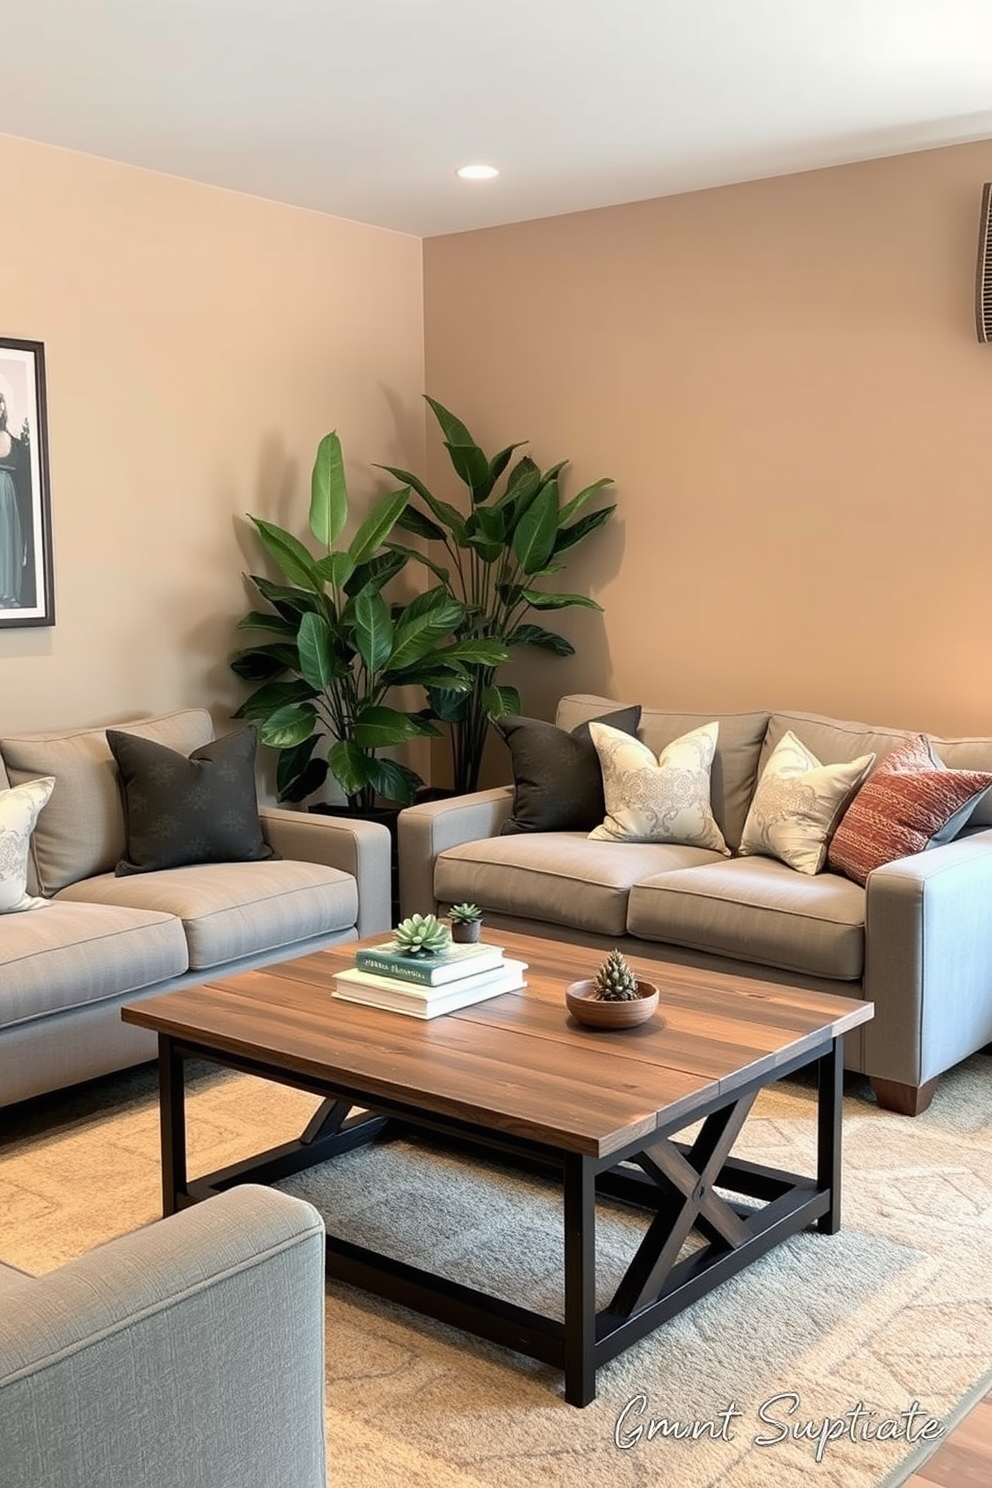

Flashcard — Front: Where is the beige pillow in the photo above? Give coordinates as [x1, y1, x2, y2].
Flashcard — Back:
[0, 777, 55, 912]
[739, 730, 875, 875]
[0, 710, 215, 894]
[588, 720, 730, 853]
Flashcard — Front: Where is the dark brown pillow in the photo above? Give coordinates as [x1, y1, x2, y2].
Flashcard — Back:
[107, 726, 276, 876]
[495, 706, 642, 834]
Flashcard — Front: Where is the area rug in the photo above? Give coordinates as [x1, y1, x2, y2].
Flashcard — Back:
[3, 1054, 992, 1488]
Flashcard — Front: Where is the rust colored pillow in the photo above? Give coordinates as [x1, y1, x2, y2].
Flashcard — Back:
[827, 735, 992, 886]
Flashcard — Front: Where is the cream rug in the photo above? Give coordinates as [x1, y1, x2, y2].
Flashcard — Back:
[3, 1054, 992, 1488]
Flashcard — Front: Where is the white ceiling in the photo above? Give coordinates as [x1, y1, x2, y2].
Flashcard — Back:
[2, 0, 992, 237]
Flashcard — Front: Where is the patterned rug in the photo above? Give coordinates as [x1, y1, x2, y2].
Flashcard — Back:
[3, 1053, 992, 1488]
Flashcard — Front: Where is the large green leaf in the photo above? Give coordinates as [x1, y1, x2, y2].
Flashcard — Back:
[259, 704, 318, 749]
[297, 612, 337, 691]
[512, 481, 559, 574]
[471, 504, 507, 543]
[492, 456, 541, 511]
[315, 550, 354, 591]
[520, 590, 603, 610]
[328, 739, 375, 800]
[230, 643, 299, 681]
[232, 679, 318, 720]
[353, 587, 393, 673]
[426, 685, 469, 722]
[438, 639, 509, 666]
[250, 518, 324, 594]
[352, 705, 419, 748]
[373, 465, 441, 512]
[558, 477, 614, 526]
[348, 486, 410, 565]
[394, 507, 446, 542]
[389, 595, 464, 671]
[275, 736, 326, 801]
[236, 610, 298, 637]
[445, 440, 491, 497]
[344, 549, 406, 597]
[504, 623, 575, 656]
[552, 503, 617, 557]
[367, 756, 423, 806]
[309, 431, 348, 549]
[482, 684, 521, 719]
[424, 395, 478, 451]
[248, 576, 325, 622]
[487, 442, 527, 490]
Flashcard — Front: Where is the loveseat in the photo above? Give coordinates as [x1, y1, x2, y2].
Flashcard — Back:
[0, 708, 392, 1109]
[0, 1185, 327, 1488]
[398, 693, 992, 1116]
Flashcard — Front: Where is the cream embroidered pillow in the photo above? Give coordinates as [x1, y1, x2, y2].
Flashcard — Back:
[588, 720, 729, 853]
[0, 776, 55, 912]
[739, 731, 875, 875]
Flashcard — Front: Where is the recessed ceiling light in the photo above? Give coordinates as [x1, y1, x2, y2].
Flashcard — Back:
[456, 164, 500, 181]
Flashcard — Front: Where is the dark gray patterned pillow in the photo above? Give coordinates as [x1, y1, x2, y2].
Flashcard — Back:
[106, 726, 276, 875]
[496, 706, 642, 834]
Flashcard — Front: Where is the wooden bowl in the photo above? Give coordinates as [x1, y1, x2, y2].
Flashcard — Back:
[565, 978, 659, 1029]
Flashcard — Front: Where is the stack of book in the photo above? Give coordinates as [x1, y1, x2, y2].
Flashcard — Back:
[331, 938, 527, 1018]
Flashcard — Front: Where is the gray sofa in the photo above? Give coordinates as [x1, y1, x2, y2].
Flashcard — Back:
[0, 1185, 327, 1488]
[0, 708, 392, 1109]
[398, 693, 992, 1116]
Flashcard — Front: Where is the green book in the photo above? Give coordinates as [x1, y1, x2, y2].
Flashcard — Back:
[353, 939, 504, 986]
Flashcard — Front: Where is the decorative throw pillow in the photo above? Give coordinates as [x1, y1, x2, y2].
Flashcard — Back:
[496, 705, 642, 834]
[739, 731, 875, 875]
[587, 720, 730, 853]
[827, 734, 992, 886]
[106, 726, 276, 876]
[0, 776, 55, 912]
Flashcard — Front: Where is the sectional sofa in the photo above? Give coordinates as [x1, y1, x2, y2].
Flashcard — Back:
[0, 708, 391, 1109]
[398, 693, 992, 1116]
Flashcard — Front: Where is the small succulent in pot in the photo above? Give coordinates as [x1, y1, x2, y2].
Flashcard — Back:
[392, 912, 452, 956]
[593, 948, 641, 1001]
[448, 902, 483, 943]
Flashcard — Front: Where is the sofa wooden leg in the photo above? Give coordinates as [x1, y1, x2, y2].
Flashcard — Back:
[869, 1077, 938, 1117]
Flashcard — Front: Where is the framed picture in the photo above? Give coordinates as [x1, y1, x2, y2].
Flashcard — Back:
[0, 338, 54, 628]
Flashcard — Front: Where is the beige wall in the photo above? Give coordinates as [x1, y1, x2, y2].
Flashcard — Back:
[424, 139, 992, 762]
[2, 134, 424, 762]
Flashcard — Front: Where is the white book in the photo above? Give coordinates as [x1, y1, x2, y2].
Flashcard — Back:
[331, 959, 527, 1018]
[333, 957, 521, 1000]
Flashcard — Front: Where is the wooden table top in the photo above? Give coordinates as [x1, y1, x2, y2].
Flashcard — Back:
[122, 930, 873, 1157]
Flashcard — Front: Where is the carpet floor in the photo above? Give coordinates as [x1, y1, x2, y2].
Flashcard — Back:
[2, 1054, 992, 1487]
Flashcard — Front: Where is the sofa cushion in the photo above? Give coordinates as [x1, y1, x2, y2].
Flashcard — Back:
[434, 833, 724, 937]
[588, 720, 730, 854]
[739, 730, 875, 875]
[0, 901, 189, 1027]
[555, 695, 769, 850]
[0, 710, 214, 895]
[107, 726, 275, 875]
[58, 860, 359, 970]
[827, 735, 992, 886]
[627, 857, 866, 981]
[496, 705, 642, 834]
[0, 777, 54, 913]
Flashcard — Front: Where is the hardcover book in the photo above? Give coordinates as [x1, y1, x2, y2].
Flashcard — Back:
[353, 939, 505, 986]
[332, 959, 527, 1018]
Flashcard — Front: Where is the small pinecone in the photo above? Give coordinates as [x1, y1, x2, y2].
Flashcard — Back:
[593, 948, 640, 1001]
[393, 912, 451, 956]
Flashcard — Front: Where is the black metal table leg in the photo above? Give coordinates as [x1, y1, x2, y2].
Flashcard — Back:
[159, 1035, 187, 1217]
[816, 1038, 844, 1234]
[562, 1151, 597, 1405]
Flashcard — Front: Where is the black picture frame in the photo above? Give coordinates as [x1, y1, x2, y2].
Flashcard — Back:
[0, 338, 54, 628]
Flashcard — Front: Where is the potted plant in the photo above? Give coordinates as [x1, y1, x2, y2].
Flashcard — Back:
[376, 396, 617, 795]
[448, 902, 483, 943]
[565, 949, 659, 1029]
[230, 431, 504, 812]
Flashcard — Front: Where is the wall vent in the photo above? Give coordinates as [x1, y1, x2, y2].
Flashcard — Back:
[977, 183, 992, 343]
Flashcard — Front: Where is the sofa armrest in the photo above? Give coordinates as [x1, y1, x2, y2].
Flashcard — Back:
[864, 828, 992, 1086]
[259, 804, 392, 937]
[0, 1185, 326, 1488]
[398, 787, 514, 918]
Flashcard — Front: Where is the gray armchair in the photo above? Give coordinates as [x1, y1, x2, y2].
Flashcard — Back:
[0, 1185, 326, 1488]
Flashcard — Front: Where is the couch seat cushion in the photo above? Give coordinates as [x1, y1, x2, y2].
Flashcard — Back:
[627, 856, 866, 981]
[435, 834, 725, 937]
[58, 860, 359, 970]
[0, 902, 188, 1028]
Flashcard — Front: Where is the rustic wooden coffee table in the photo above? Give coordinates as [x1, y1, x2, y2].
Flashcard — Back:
[122, 930, 872, 1406]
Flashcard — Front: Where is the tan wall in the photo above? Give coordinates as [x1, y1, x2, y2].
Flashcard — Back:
[1, 134, 424, 770]
[424, 139, 992, 769]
